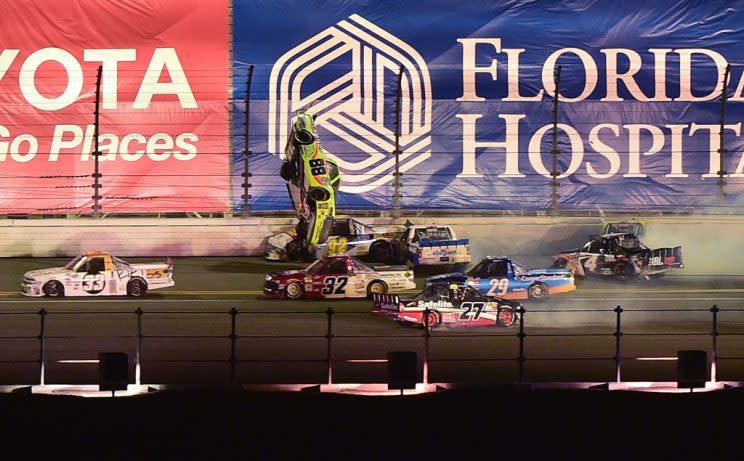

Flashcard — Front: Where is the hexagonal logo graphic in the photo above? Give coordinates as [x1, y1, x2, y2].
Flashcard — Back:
[268, 14, 432, 193]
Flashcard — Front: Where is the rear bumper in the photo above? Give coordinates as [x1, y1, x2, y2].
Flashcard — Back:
[417, 255, 471, 266]
[549, 283, 577, 295]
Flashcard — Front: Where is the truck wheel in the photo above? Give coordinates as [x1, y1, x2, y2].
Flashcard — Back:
[497, 307, 516, 327]
[294, 129, 315, 145]
[612, 262, 634, 282]
[369, 240, 393, 263]
[280, 162, 295, 181]
[390, 240, 408, 265]
[286, 239, 309, 262]
[284, 282, 304, 299]
[424, 310, 441, 329]
[366, 280, 388, 298]
[42, 280, 64, 297]
[127, 278, 148, 297]
[307, 187, 331, 209]
[527, 282, 549, 301]
[295, 220, 308, 240]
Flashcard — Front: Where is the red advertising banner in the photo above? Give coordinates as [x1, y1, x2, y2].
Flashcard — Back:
[0, 0, 230, 213]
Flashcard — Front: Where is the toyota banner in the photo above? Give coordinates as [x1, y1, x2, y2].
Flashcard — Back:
[0, 0, 230, 213]
[2, 1, 744, 214]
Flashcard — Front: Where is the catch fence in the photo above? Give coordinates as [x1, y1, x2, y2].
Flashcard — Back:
[0, 305, 740, 386]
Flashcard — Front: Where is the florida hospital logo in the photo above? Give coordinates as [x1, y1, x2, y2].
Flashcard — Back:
[269, 14, 432, 193]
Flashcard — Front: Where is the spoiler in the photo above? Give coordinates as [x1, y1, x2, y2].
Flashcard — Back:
[418, 239, 469, 248]
[372, 293, 401, 312]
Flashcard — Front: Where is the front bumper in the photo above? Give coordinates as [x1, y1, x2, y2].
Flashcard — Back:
[21, 282, 43, 297]
[263, 280, 284, 299]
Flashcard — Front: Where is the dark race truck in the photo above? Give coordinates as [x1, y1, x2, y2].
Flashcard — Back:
[552, 232, 683, 281]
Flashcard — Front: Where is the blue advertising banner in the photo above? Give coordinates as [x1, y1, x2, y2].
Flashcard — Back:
[233, 0, 744, 213]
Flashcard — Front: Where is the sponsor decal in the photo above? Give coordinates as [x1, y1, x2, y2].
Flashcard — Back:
[269, 14, 431, 193]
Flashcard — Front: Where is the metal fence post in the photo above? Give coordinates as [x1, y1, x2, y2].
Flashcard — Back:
[517, 306, 526, 385]
[711, 305, 719, 383]
[229, 308, 238, 383]
[38, 308, 47, 385]
[135, 308, 143, 386]
[423, 307, 430, 385]
[326, 307, 334, 385]
[614, 305, 623, 383]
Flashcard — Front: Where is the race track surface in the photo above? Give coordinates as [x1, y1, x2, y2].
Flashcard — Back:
[2, 256, 744, 386]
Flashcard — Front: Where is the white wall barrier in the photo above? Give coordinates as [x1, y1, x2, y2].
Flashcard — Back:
[0, 215, 738, 276]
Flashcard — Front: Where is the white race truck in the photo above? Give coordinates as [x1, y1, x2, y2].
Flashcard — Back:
[402, 224, 471, 270]
[21, 251, 174, 297]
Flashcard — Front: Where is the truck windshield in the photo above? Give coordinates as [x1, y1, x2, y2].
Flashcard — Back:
[616, 235, 645, 251]
[65, 255, 87, 272]
[305, 260, 323, 275]
[511, 260, 527, 275]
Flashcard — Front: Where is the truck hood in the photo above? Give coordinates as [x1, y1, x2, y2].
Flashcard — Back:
[268, 269, 306, 280]
[425, 272, 469, 285]
[24, 267, 70, 280]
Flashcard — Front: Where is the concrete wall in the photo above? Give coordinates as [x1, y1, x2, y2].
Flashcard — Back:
[0, 215, 741, 275]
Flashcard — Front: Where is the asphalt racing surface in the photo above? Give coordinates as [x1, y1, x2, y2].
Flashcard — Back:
[2, 256, 744, 386]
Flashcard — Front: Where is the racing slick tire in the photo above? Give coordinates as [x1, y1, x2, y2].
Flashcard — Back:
[279, 162, 295, 181]
[527, 282, 549, 302]
[127, 278, 148, 297]
[286, 239, 309, 262]
[295, 220, 309, 240]
[366, 280, 388, 298]
[306, 187, 331, 211]
[423, 310, 441, 329]
[293, 129, 315, 145]
[284, 282, 304, 299]
[390, 240, 409, 265]
[612, 262, 634, 282]
[497, 307, 516, 327]
[42, 280, 64, 297]
[369, 240, 394, 263]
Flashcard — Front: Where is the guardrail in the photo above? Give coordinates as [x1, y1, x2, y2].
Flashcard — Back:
[0, 305, 740, 386]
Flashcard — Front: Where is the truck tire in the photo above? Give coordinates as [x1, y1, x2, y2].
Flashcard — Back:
[286, 239, 309, 262]
[42, 280, 64, 297]
[284, 282, 304, 299]
[293, 129, 315, 145]
[369, 240, 393, 263]
[527, 282, 549, 301]
[390, 240, 409, 265]
[424, 310, 441, 329]
[295, 220, 309, 240]
[612, 262, 634, 282]
[127, 278, 148, 297]
[280, 162, 295, 181]
[497, 307, 516, 327]
[366, 280, 388, 298]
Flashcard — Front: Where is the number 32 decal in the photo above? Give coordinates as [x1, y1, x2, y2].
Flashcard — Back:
[487, 278, 510, 296]
[322, 276, 348, 295]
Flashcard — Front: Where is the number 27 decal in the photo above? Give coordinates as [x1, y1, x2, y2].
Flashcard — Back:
[486, 278, 509, 296]
[459, 302, 485, 321]
[322, 276, 348, 295]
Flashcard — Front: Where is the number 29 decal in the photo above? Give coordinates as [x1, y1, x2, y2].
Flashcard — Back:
[486, 278, 510, 296]
[322, 276, 348, 295]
